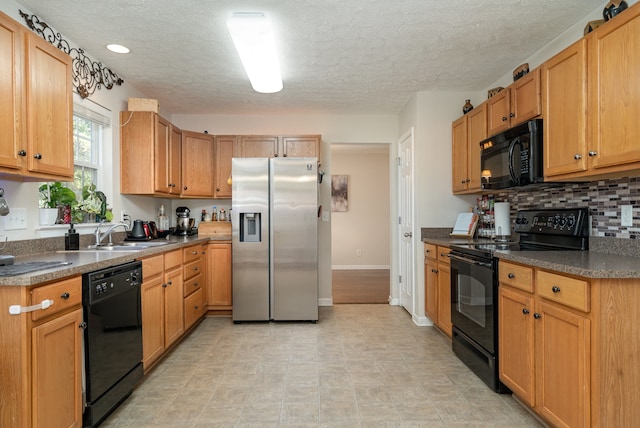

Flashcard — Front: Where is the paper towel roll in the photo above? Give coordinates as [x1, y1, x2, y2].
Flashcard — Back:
[494, 202, 511, 238]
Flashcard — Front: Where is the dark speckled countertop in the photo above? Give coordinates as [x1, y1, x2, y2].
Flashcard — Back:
[421, 227, 640, 279]
[0, 234, 231, 287]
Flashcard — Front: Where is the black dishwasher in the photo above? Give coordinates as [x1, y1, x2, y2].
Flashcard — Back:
[82, 261, 143, 427]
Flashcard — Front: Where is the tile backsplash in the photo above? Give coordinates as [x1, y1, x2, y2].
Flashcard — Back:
[497, 176, 639, 239]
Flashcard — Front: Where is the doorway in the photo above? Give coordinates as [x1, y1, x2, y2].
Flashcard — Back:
[330, 143, 391, 304]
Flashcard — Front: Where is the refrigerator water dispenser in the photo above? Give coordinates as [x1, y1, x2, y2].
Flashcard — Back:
[240, 213, 261, 242]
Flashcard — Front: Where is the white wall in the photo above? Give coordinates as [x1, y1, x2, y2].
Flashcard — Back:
[331, 148, 390, 269]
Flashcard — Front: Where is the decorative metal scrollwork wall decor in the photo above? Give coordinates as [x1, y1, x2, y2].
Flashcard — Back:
[19, 10, 124, 98]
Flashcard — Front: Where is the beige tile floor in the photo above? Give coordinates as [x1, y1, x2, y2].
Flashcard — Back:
[102, 304, 545, 427]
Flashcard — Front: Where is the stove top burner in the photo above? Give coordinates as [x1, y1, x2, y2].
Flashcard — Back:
[451, 207, 589, 259]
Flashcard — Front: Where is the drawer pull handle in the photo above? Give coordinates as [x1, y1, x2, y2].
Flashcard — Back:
[192, 251, 198, 255]
[551, 285, 561, 293]
[508, 273, 515, 279]
[194, 282, 199, 287]
[533, 313, 542, 319]
[193, 267, 198, 271]
[60, 292, 70, 300]
[522, 308, 529, 315]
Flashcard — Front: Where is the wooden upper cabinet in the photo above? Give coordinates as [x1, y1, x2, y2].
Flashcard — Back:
[238, 135, 278, 158]
[153, 116, 171, 194]
[121, 111, 175, 196]
[0, 13, 23, 173]
[281, 135, 320, 160]
[214, 136, 237, 198]
[181, 130, 215, 197]
[452, 115, 468, 193]
[25, 32, 73, 179]
[487, 69, 541, 137]
[588, 6, 640, 172]
[452, 104, 485, 194]
[0, 12, 73, 180]
[543, 39, 588, 178]
[168, 125, 182, 194]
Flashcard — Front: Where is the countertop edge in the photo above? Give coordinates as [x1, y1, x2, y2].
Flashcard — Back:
[0, 235, 229, 287]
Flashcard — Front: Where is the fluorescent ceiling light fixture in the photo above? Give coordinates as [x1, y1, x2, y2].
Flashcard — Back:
[106, 44, 130, 54]
[227, 12, 283, 93]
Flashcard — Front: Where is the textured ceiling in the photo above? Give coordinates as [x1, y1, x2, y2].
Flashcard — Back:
[16, 0, 604, 115]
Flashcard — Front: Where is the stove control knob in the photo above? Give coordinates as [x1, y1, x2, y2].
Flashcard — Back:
[95, 285, 102, 294]
[567, 216, 576, 228]
[553, 216, 560, 226]
[559, 217, 567, 227]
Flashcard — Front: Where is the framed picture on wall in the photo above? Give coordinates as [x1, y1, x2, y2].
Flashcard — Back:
[331, 175, 348, 212]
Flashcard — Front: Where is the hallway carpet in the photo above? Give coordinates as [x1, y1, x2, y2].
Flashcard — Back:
[102, 305, 543, 427]
[332, 269, 390, 304]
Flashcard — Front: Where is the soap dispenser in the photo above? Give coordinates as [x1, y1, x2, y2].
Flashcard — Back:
[65, 223, 79, 250]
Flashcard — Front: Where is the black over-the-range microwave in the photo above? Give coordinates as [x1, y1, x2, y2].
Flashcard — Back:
[479, 119, 543, 190]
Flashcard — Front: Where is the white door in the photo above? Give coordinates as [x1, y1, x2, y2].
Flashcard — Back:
[397, 128, 414, 315]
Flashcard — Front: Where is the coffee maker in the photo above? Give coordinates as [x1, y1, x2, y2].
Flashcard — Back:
[174, 206, 196, 236]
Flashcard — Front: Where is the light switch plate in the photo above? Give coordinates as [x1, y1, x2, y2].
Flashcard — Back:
[3, 207, 27, 230]
[621, 205, 633, 227]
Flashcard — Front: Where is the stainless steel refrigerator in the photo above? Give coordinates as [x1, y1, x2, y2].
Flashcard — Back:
[231, 157, 318, 322]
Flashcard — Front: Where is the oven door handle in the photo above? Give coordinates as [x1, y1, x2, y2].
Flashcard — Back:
[448, 253, 493, 268]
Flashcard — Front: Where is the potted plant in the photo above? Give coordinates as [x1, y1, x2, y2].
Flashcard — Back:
[38, 182, 77, 225]
[73, 183, 113, 223]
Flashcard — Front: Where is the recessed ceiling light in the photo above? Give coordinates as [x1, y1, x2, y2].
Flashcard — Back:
[227, 12, 282, 94]
[107, 44, 130, 54]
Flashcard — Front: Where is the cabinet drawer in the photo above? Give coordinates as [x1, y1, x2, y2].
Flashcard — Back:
[499, 261, 533, 293]
[184, 287, 204, 330]
[141, 254, 163, 280]
[164, 249, 182, 270]
[183, 258, 204, 281]
[437, 246, 451, 265]
[425, 244, 437, 261]
[183, 273, 203, 297]
[31, 276, 82, 321]
[183, 245, 202, 263]
[537, 270, 590, 312]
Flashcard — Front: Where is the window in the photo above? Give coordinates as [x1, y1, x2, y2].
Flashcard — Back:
[71, 114, 101, 195]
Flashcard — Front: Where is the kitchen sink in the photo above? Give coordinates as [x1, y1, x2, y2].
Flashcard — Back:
[86, 244, 150, 251]
[118, 240, 170, 247]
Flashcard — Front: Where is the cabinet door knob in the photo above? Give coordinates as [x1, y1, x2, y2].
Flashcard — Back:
[431, 268, 438, 273]
[195, 305, 199, 310]
[522, 308, 529, 315]
[60, 292, 70, 300]
[508, 273, 515, 279]
[533, 313, 542, 319]
[588, 151, 598, 157]
[501, 116, 508, 122]
[162, 283, 167, 288]
[551, 285, 561, 293]
[574, 154, 582, 160]
[461, 180, 466, 184]
[509, 112, 515, 118]
[17, 150, 26, 157]
[216, 187, 220, 191]
[183, 186, 188, 190]
[33, 153, 42, 159]
[79, 322, 87, 330]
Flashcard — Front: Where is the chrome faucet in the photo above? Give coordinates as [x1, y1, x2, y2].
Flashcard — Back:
[94, 221, 129, 246]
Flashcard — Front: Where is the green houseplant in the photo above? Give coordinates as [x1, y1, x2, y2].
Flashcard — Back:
[73, 183, 113, 223]
[39, 182, 77, 225]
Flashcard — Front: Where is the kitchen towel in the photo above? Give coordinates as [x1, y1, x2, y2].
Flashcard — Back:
[494, 202, 511, 237]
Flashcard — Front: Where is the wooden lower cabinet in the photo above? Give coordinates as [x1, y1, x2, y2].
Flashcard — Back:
[498, 260, 640, 428]
[183, 244, 207, 330]
[0, 275, 83, 428]
[207, 242, 232, 309]
[141, 250, 184, 369]
[423, 243, 451, 337]
[32, 308, 83, 428]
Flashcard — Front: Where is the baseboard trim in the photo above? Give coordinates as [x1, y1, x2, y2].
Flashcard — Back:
[318, 298, 333, 306]
[413, 315, 432, 327]
[332, 265, 390, 270]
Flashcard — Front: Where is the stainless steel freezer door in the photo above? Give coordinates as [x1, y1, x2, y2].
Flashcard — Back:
[270, 158, 319, 321]
[232, 158, 270, 321]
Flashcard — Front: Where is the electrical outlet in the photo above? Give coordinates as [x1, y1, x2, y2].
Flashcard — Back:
[3, 208, 27, 230]
[621, 205, 633, 227]
[356, 248, 362, 257]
